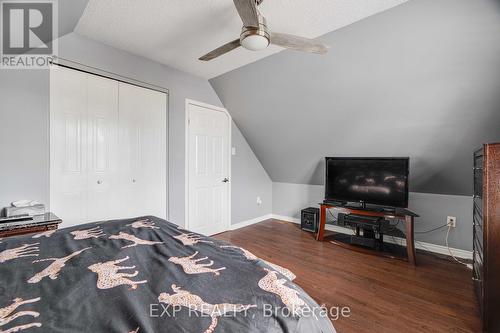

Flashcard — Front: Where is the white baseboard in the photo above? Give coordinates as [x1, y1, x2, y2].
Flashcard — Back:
[270, 214, 473, 260]
[271, 214, 300, 224]
[230, 214, 273, 230]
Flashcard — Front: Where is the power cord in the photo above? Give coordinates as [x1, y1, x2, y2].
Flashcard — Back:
[327, 208, 337, 223]
[385, 222, 472, 268]
[328, 211, 472, 269]
[445, 225, 473, 270]
[385, 220, 401, 234]
[415, 224, 448, 234]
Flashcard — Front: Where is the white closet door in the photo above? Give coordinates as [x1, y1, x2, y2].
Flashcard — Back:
[118, 83, 167, 219]
[50, 68, 89, 226]
[51, 66, 167, 226]
[86, 75, 119, 222]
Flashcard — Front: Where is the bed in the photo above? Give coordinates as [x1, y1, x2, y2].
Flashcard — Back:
[0, 216, 336, 333]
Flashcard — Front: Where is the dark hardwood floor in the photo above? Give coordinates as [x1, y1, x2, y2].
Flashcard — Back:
[214, 219, 481, 333]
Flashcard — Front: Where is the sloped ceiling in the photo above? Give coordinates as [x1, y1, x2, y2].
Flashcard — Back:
[74, 0, 408, 79]
[211, 0, 500, 196]
[58, 0, 89, 37]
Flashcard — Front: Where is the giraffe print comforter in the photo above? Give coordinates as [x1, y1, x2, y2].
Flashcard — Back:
[0, 216, 335, 333]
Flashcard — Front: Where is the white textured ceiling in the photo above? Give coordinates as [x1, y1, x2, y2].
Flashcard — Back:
[75, 0, 408, 79]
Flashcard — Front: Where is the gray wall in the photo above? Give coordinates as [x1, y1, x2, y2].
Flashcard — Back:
[0, 32, 272, 226]
[0, 70, 50, 211]
[273, 183, 472, 251]
[231, 123, 272, 223]
[211, 0, 500, 196]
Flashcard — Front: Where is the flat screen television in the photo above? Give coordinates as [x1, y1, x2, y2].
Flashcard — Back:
[325, 157, 409, 208]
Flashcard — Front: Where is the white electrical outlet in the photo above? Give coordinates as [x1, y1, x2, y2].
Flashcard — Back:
[256, 197, 262, 206]
[447, 216, 457, 228]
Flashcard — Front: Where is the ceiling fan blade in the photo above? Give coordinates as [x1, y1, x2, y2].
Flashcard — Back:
[199, 39, 241, 61]
[270, 32, 329, 55]
[233, 0, 259, 27]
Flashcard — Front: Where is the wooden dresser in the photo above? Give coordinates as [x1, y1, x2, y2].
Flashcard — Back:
[473, 143, 500, 332]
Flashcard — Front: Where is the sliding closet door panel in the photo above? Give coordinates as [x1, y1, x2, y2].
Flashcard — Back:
[50, 68, 88, 226]
[141, 88, 167, 218]
[118, 83, 167, 219]
[118, 83, 142, 218]
[86, 75, 119, 222]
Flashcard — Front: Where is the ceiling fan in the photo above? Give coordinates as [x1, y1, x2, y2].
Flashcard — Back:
[199, 0, 329, 61]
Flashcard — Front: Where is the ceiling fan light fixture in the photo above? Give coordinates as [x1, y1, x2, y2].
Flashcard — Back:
[241, 34, 269, 51]
[198, 0, 329, 61]
[240, 15, 270, 51]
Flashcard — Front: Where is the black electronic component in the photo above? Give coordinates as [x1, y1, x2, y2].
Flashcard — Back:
[301, 207, 320, 233]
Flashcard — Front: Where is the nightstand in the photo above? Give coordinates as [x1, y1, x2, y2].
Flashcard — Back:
[0, 213, 62, 238]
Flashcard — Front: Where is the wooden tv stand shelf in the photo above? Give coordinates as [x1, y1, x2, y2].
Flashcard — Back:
[316, 203, 419, 265]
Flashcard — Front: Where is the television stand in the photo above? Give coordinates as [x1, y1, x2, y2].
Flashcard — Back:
[323, 200, 396, 214]
[344, 205, 387, 213]
[316, 202, 419, 265]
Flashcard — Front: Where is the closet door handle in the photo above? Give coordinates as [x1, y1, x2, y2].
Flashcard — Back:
[97, 180, 103, 185]
[132, 179, 136, 183]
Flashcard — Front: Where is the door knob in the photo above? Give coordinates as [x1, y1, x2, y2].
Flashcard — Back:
[97, 180, 103, 185]
[132, 179, 136, 183]
[222, 178, 229, 183]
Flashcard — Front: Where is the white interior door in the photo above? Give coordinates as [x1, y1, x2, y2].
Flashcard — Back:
[118, 83, 167, 219]
[187, 100, 231, 235]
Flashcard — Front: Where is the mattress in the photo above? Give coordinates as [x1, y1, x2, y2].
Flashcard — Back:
[0, 216, 335, 333]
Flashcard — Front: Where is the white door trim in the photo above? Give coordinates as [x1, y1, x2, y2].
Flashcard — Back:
[185, 99, 232, 234]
